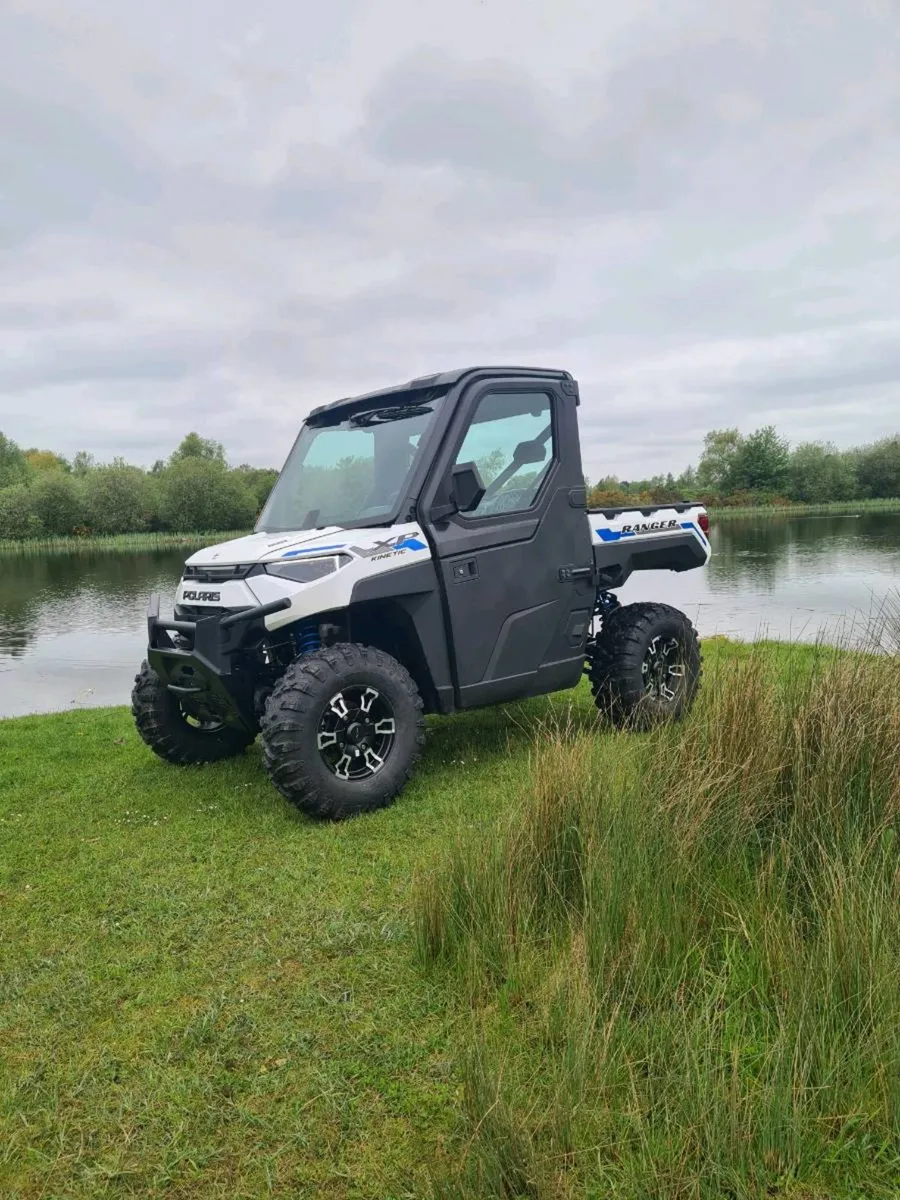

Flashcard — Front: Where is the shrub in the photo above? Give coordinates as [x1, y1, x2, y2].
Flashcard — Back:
[587, 487, 655, 508]
[789, 441, 858, 503]
[24, 449, 70, 473]
[169, 432, 227, 466]
[235, 465, 280, 513]
[158, 460, 257, 533]
[83, 465, 158, 535]
[0, 433, 30, 489]
[855, 435, 900, 499]
[30, 472, 86, 535]
[0, 484, 43, 539]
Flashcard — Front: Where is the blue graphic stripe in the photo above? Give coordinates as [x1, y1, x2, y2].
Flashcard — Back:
[595, 523, 709, 552]
[680, 521, 709, 547]
[595, 528, 636, 542]
[281, 544, 345, 558]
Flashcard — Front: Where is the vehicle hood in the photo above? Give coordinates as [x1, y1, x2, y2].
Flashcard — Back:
[185, 527, 351, 567]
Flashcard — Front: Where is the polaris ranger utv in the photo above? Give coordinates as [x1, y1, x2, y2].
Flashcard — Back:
[134, 366, 710, 818]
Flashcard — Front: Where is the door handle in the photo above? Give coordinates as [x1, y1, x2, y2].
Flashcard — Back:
[451, 559, 479, 583]
[558, 565, 595, 582]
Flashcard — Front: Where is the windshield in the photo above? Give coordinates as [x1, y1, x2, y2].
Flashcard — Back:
[256, 397, 445, 532]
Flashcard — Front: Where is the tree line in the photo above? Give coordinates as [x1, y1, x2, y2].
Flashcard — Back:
[1, 424, 898, 541]
[0, 432, 279, 540]
[587, 426, 900, 508]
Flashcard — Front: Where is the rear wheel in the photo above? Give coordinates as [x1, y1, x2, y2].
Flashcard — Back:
[587, 602, 701, 729]
[131, 661, 255, 764]
[260, 643, 425, 820]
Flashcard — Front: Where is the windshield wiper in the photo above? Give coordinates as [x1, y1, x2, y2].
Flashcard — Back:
[350, 404, 433, 427]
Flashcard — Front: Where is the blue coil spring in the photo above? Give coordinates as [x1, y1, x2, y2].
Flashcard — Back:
[296, 620, 321, 656]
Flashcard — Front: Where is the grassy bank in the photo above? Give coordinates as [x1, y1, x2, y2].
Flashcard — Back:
[2, 640, 898, 1197]
[1, 683, 581, 1198]
[709, 497, 900, 520]
[418, 641, 900, 1198]
[0, 530, 250, 557]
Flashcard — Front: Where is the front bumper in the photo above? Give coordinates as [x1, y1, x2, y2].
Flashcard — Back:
[146, 592, 291, 732]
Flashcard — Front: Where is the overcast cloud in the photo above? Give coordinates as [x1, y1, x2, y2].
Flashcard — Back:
[0, 0, 897, 478]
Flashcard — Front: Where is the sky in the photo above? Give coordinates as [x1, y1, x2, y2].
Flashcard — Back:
[0, 0, 898, 481]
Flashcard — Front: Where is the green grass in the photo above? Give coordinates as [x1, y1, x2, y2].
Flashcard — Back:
[417, 640, 900, 1198]
[1, 640, 898, 1198]
[709, 498, 900, 520]
[0, 531, 251, 557]
[0, 686, 598, 1198]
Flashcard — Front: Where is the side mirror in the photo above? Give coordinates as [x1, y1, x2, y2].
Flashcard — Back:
[451, 461, 486, 513]
[512, 438, 547, 466]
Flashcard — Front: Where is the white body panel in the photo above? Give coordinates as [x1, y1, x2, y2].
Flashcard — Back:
[174, 506, 710, 632]
[588, 505, 710, 557]
[177, 522, 433, 632]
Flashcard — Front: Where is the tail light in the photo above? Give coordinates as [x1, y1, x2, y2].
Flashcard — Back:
[698, 512, 710, 535]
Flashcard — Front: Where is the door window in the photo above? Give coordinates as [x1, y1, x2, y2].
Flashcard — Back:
[452, 391, 554, 516]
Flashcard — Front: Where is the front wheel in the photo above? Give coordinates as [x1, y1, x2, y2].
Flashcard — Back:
[259, 643, 425, 820]
[131, 661, 255, 764]
[587, 602, 701, 730]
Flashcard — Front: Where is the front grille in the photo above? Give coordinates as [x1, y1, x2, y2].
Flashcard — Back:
[175, 604, 244, 622]
[183, 563, 263, 583]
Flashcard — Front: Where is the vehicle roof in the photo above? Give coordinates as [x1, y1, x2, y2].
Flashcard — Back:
[307, 365, 573, 420]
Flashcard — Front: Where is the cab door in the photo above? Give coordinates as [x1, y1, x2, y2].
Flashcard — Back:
[420, 378, 595, 709]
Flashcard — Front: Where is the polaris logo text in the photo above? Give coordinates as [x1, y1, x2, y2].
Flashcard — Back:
[182, 590, 221, 602]
[620, 520, 679, 534]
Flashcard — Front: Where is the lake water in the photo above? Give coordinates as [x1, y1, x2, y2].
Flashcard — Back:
[1, 512, 898, 720]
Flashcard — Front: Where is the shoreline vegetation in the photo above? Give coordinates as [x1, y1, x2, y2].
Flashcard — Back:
[416, 635, 900, 1198]
[0, 497, 897, 556]
[0, 529, 251, 556]
[2, 638, 898, 1197]
[710, 495, 900, 519]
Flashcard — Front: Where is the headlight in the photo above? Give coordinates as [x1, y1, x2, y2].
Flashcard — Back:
[265, 555, 349, 583]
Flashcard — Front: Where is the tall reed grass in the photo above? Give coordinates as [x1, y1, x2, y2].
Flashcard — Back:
[0, 530, 251, 557]
[416, 639, 900, 1198]
[710, 497, 900, 520]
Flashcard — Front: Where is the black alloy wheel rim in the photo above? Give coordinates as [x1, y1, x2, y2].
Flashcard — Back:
[316, 686, 397, 781]
[642, 635, 686, 702]
[171, 662, 226, 732]
[179, 703, 227, 733]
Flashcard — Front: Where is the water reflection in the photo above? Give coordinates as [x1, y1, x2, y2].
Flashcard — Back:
[0, 550, 182, 718]
[0, 550, 182, 657]
[0, 552, 180, 657]
[1, 514, 898, 718]
[622, 511, 900, 645]
[709, 512, 899, 593]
